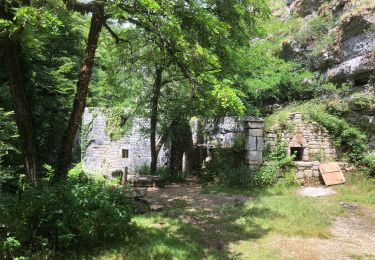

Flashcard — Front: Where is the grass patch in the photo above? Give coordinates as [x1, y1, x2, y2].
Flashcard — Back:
[335, 172, 375, 208]
[206, 183, 342, 238]
[74, 175, 374, 259]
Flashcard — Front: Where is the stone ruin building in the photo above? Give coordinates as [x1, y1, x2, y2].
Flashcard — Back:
[264, 113, 337, 182]
[82, 108, 345, 183]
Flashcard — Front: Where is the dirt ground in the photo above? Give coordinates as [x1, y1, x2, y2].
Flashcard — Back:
[145, 183, 375, 260]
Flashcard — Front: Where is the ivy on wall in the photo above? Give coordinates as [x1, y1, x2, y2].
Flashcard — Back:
[104, 107, 132, 141]
[80, 118, 93, 159]
[264, 101, 369, 164]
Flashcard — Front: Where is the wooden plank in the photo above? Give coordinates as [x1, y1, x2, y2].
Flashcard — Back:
[319, 162, 345, 186]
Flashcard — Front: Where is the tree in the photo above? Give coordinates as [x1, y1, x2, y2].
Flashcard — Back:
[1, 1, 39, 183]
[57, 0, 105, 179]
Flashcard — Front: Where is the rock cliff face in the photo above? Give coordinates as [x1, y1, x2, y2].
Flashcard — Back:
[281, 1, 375, 85]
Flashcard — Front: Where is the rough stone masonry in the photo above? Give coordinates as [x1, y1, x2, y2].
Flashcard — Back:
[82, 108, 343, 183]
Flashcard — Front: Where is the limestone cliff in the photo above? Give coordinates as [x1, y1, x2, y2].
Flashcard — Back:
[280, 0, 375, 85]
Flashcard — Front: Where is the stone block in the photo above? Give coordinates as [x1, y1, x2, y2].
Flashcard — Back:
[312, 170, 320, 177]
[295, 161, 313, 167]
[245, 137, 257, 151]
[245, 120, 264, 129]
[257, 137, 264, 151]
[247, 151, 261, 161]
[304, 170, 313, 178]
[296, 171, 304, 179]
[249, 128, 263, 137]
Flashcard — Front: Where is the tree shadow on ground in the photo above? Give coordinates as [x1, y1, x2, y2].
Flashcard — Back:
[72, 184, 282, 259]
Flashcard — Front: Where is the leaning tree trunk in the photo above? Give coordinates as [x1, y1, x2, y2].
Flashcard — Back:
[5, 40, 38, 184]
[56, 3, 104, 180]
[150, 66, 163, 175]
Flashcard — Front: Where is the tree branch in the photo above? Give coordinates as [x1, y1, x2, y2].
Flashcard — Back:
[63, 0, 104, 14]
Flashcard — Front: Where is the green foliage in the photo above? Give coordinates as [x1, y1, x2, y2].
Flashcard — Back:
[135, 164, 151, 176]
[310, 108, 367, 163]
[0, 108, 21, 185]
[218, 165, 257, 188]
[0, 173, 134, 257]
[232, 133, 246, 153]
[350, 93, 375, 110]
[295, 14, 335, 43]
[363, 154, 375, 176]
[104, 108, 130, 141]
[257, 140, 295, 186]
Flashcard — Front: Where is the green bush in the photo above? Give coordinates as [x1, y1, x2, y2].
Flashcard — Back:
[135, 164, 151, 176]
[156, 167, 185, 182]
[256, 161, 280, 186]
[256, 141, 295, 186]
[296, 14, 335, 42]
[218, 165, 256, 188]
[310, 110, 367, 163]
[364, 154, 375, 177]
[0, 173, 134, 257]
[350, 93, 375, 110]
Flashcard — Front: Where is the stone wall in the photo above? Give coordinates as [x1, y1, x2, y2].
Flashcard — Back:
[82, 111, 247, 176]
[82, 108, 169, 177]
[191, 117, 244, 147]
[264, 113, 336, 162]
[264, 112, 337, 183]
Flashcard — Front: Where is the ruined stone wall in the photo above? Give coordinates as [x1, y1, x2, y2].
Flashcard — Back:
[192, 117, 244, 147]
[264, 113, 337, 182]
[82, 108, 169, 177]
[264, 113, 336, 162]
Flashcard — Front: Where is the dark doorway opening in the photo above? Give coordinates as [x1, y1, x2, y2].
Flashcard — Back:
[290, 147, 304, 161]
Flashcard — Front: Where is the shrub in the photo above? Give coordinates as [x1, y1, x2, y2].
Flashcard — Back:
[364, 154, 375, 177]
[135, 164, 151, 176]
[0, 173, 134, 257]
[218, 165, 256, 188]
[310, 109, 367, 163]
[256, 161, 280, 186]
[257, 140, 295, 186]
[156, 167, 185, 182]
[350, 93, 375, 110]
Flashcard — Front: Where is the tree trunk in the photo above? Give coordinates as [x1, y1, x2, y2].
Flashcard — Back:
[5, 40, 38, 184]
[150, 66, 163, 175]
[56, 3, 105, 180]
[169, 118, 190, 173]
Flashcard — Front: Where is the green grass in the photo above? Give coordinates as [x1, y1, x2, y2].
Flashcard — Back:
[71, 173, 374, 259]
[335, 172, 375, 207]
[205, 183, 342, 238]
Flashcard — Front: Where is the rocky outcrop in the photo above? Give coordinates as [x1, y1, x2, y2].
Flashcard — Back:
[327, 53, 375, 83]
[281, 3, 375, 84]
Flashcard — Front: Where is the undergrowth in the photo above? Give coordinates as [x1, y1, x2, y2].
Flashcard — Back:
[0, 167, 134, 258]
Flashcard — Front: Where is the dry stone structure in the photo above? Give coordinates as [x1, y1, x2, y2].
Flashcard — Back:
[264, 112, 337, 182]
[244, 118, 264, 168]
[82, 108, 342, 183]
[82, 108, 169, 177]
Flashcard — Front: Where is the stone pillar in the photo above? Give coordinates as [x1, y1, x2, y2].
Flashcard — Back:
[244, 117, 264, 168]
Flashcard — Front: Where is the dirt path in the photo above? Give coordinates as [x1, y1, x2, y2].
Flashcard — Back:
[145, 183, 375, 259]
[269, 210, 375, 260]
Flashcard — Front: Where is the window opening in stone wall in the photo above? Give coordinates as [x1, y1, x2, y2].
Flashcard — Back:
[290, 147, 304, 161]
[122, 149, 129, 158]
